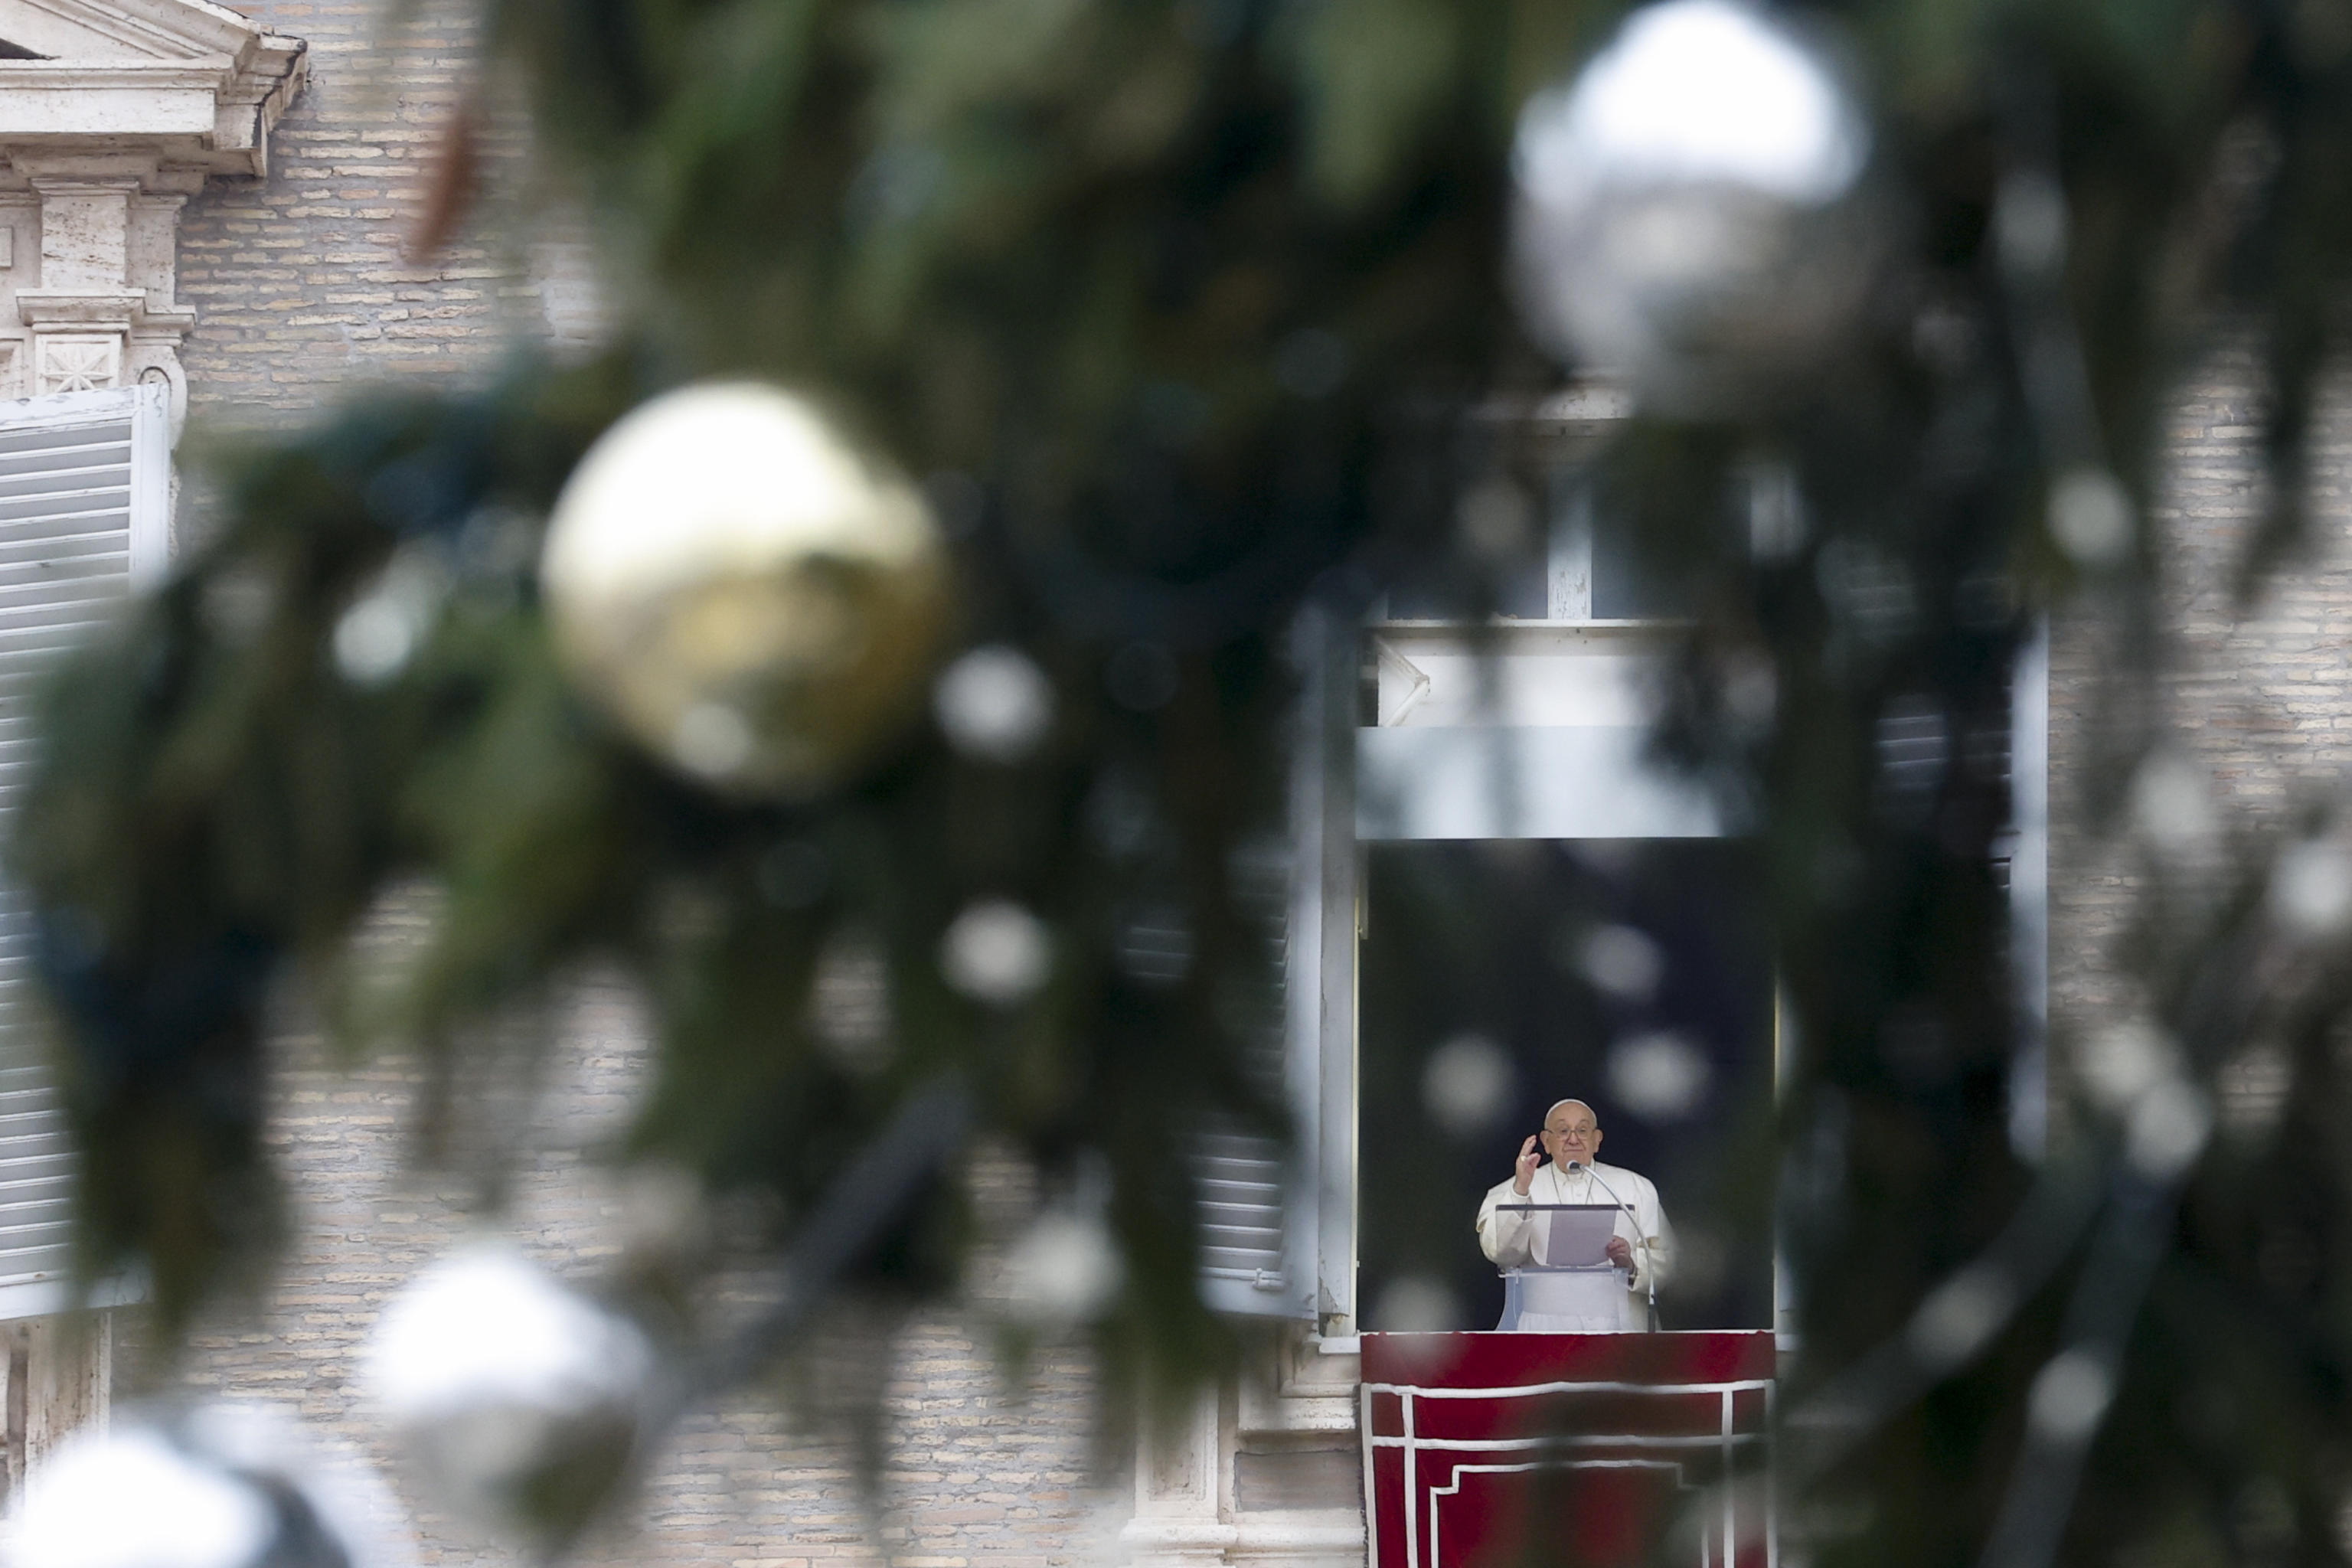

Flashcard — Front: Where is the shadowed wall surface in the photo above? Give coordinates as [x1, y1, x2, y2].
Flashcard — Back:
[2050, 348, 2352, 1142]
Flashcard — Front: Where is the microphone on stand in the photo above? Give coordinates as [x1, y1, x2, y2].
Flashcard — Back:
[1566, 1160, 1659, 1332]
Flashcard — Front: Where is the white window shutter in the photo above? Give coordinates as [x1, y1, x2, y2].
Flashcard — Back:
[1193, 609, 1352, 1321]
[0, 384, 169, 1318]
[1192, 835, 1311, 1317]
[2007, 621, 2050, 1158]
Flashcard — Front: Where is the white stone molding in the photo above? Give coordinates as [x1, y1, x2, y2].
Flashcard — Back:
[1125, 1334, 1369, 1568]
[1240, 1323, 1362, 1435]
[1228, 1515, 1368, 1568]
[0, 1, 307, 426]
[1125, 1387, 1242, 1568]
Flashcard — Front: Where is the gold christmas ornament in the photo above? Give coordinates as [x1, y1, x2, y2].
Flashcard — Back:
[540, 381, 952, 798]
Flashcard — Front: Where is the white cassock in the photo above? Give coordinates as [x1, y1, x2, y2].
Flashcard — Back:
[1475, 1161, 1674, 1331]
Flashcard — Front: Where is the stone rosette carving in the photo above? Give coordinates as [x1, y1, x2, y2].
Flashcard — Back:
[35, 332, 116, 394]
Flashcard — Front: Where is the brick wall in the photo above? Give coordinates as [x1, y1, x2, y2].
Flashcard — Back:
[150, 6, 1122, 1565]
[175, 1, 545, 425]
[156, 978, 1119, 1568]
[2048, 341, 2352, 1131]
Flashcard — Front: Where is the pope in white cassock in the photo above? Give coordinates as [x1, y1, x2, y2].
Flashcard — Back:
[1475, 1098, 1674, 1331]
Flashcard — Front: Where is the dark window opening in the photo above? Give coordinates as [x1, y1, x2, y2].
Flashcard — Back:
[1357, 838, 1775, 1334]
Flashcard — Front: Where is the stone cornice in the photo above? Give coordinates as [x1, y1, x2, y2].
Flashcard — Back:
[16, 291, 202, 345]
[0, 0, 270, 63]
[0, 4, 306, 178]
[0, 62, 235, 87]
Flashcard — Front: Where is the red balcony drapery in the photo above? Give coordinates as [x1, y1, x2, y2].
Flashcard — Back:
[1360, 1331, 1777, 1568]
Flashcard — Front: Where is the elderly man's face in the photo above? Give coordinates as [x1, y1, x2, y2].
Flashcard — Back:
[1540, 1103, 1602, 1168]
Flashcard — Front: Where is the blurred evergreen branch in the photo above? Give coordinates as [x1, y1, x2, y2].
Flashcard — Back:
[12, 0, 2352, 1561]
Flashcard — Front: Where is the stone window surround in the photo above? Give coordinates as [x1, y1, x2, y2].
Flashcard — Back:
[0, 0, 306, 428]
[0, 0, 303, 1478]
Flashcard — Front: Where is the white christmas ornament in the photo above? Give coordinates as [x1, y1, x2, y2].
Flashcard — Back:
[2, 1406, 407, 1568]
[2049, 466, 2135, 567]
[540, 382, 952, 799]
[2272, 839, 2352, 941]
[361, 1245, 654, 1549]
[1420, 1033, 1516, 1138]
[933, 644, 1054, 763]
[939, 899, 1053, 1004]
[1001, 1210, 1125, 1328]
[1606, 1030, 1712, 1121]
[1512, 0, 1881, 415]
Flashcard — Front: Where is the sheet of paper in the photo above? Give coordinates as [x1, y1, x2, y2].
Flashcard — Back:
[1498, 1203, 1619, 1267]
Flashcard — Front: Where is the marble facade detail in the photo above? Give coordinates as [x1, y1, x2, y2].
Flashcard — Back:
[0, 1, 305, 426]
[1124, 1328, 1367, 1568]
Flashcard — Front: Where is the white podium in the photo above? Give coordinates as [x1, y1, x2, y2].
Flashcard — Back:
[1490, 1200, 1636, 1331]
[1498, 1265, 1632, 1331]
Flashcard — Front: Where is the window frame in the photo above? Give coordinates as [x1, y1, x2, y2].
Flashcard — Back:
[1279, 607, 2053, 1338]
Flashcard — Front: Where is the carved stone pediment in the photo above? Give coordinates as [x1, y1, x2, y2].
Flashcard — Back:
[0, 0, 305, 177]
[0, 1, 308, 420]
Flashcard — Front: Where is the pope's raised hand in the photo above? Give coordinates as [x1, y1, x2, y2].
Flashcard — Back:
[1512, 1135, 1541, 1195]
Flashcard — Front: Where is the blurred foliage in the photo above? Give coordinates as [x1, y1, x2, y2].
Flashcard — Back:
[14, 0, 2352, 1562]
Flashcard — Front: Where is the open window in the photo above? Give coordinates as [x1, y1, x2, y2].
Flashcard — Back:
[1351, 604, 1770, 1334]
[1197, 398, 2052, 1337]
